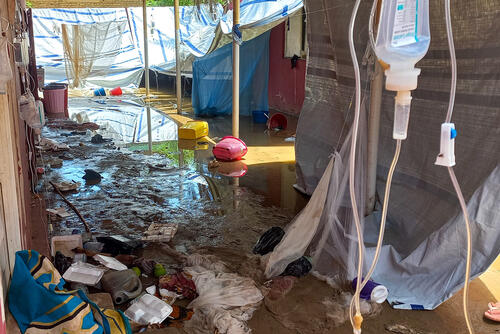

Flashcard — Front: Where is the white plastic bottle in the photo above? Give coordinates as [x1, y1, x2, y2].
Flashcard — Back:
[374, 0, 430, 139]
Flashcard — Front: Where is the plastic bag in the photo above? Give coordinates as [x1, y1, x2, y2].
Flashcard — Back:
[252, 227, 285, 255]
[280, 256, 312, 277]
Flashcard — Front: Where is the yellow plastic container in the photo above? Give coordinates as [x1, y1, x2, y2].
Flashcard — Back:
[178, 121, 209, 140]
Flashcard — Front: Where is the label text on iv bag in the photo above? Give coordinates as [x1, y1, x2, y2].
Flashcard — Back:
[392, 0, 418, 47]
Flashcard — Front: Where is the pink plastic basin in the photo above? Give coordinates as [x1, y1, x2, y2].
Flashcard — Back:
[213, 136, 248, 161]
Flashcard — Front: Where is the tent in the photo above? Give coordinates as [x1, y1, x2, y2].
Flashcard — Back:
[266, 0, 500, 310]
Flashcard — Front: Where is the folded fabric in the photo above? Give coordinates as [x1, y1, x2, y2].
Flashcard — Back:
[8, 250, 131, 334]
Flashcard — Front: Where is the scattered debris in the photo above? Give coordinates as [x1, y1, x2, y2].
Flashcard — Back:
[101, 269, 142, 304]
[184, 259, 264, 334]
[281, 256, 312, 277]
[48, 157, 63, 168]
[133, 257, 156, 276]
[265, 276, 298, 301]
[51, 234, 82, 257]
[154, 263, 167, 277]
[54, 251, 72, 275]
[88, 292, 114, 310]
[97, 235, 143, 255]
[164, 305, 194, 328]
[58, 152, 74, 160]
[131, 267, 141, 276]
[385, 324, 435, 334]
[50, 181, 91, 232]
[83, 241, 105, 253]
[115, 254, 138, 266]
[208, 159, 221, 169]
[91, 134, 111, 144]
[160, 289, 181, 305]
[82, 169, 102, 184]
[38, 137, 69, 151]
[142, 223, 178, 243]
[124, 294, 173, 325]
[284, 136, 296, 142]
[52, 181, 80, 192]
[47, 119, 99, 131]
[62, 262, 106, 286]
[47, 207, 72, 219]
[159, 272, 198, 300]
[253, 226, 285, 255]
[94, 254, 128, 271]
[146, 285, 157, 295]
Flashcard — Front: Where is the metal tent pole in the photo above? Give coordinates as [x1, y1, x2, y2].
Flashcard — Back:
[365, 61, 383, 215]
[232, 0, 240, 138]
[174, 0, 182, 114]
[143, 0, 152, 154]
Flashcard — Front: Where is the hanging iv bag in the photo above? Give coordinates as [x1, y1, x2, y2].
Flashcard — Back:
[375, 0, 430, 91]
[374, 0, 430, 139]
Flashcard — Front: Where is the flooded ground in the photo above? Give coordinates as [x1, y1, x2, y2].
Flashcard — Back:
[36, 90, 499, 334]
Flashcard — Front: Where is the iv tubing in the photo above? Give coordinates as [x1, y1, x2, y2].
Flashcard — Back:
[349, 139, 402, 321]
[368, 0, 378, 51]
[444, 0, 456, 124]
[444, 0, 473, 332]
[347, 0, 364, 331]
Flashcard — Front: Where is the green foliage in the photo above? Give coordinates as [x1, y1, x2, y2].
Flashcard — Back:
[147, 0, 195, 6]
[147, 0, 226, 6]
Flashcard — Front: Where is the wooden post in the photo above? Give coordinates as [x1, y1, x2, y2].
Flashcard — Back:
[174, 0, 182, 114]
[232, 0, 240, 138]
[143, 0, 152, 154]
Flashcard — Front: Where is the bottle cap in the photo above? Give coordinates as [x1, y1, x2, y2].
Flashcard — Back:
[385, 65, 421, 91]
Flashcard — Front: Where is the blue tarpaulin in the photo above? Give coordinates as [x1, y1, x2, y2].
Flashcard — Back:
[192, 31, 270, 117]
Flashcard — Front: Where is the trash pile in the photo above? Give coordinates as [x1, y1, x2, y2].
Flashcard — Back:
[8, 229, 266, 334]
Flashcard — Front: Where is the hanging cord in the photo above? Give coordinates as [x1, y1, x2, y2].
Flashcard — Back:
[349, 139, 401, 321]
[347, 0, 364, 332]
[443, 0, 474, 333]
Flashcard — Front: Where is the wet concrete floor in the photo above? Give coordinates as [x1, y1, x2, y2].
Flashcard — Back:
[38, 91, 499, 334]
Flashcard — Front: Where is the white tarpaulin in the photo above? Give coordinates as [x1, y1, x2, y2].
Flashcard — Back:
[33, 0, 303, 88]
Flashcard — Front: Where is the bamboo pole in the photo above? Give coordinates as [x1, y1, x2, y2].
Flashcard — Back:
[174, 0, 182, 113]
[232, 0, 240, 138]
[143, 0, 152, 154]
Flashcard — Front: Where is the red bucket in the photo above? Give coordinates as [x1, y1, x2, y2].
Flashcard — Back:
[43, 85, 67, 118]
[110, 86, 122, 96]
[268, 113, 288, 130]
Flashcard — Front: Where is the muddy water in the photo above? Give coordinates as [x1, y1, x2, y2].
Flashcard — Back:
[41, 95, 306, 255]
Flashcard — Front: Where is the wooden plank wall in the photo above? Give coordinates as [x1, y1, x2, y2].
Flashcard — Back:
[0, 0, 28, 292]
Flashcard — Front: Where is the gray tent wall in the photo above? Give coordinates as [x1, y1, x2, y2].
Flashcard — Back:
[290, 0, 500, 309]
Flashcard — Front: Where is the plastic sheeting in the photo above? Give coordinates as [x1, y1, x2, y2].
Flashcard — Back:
[33, 6, 222, 87]
[268, 0, 500, 310]
[68, 97, 177, 144]
[33, 0, 303, 88]
[192, 31, 269, 117]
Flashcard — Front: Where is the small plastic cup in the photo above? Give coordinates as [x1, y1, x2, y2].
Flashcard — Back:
[110, 86, 123, 96]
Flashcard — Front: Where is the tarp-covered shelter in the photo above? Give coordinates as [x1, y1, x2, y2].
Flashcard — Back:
[191, 0, 303, 116]
[33, 5, 222, 87]
[265, 0, 500, 310]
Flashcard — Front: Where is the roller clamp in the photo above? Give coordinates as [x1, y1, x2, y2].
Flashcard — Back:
[435, 123, 456, 167]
